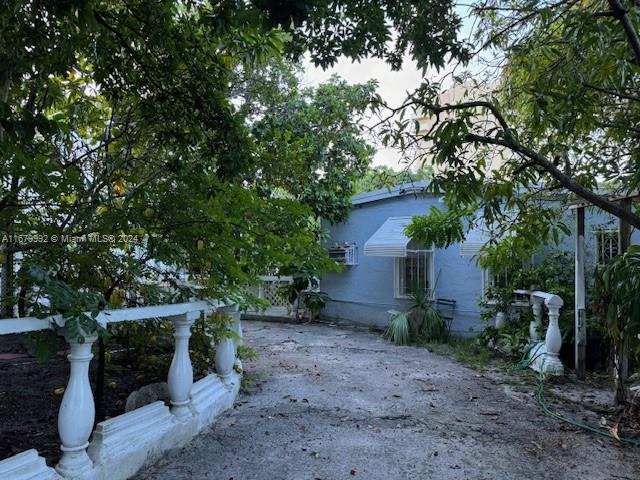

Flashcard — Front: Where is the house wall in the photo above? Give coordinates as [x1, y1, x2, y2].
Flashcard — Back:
[321, 192, 639, 335]
[320, 192, 486, 335]
[544, 206, 640, 280]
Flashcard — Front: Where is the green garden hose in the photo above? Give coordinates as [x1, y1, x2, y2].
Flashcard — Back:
[517, 350, 640, 447]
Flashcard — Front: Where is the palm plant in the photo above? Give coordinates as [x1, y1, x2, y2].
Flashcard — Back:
[408, 282, 447, 343]
[384, 311, 411, 346]
[419, 305, 447, 343]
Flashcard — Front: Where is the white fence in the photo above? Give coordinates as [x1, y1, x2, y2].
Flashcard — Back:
[245, 275, 296, 317]
[0, 300, 243, 480]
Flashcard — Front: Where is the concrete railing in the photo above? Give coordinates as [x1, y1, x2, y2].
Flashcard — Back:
[514, 289, 565, 376]
[0, 300, 243, 480]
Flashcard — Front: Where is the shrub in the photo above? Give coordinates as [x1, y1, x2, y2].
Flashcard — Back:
[384, 312, 411, 346]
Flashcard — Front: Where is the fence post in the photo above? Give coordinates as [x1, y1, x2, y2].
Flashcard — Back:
[56, 331, 98, 477]
[168, 311, 198, 420]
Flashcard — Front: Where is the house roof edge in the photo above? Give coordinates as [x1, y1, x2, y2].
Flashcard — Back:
[351, 181, 431, 206]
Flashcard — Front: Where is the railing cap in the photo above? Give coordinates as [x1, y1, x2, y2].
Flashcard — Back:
[530, 290, 564, 308]
[0, 300, 224, 336]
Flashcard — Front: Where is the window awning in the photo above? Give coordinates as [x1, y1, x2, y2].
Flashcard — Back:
[461, 223, 490, 257]
[364, 216, 413, 257]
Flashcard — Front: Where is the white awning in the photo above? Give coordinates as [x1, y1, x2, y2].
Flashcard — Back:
[460, 223, 490, 257]
[364, 216, 413, 257]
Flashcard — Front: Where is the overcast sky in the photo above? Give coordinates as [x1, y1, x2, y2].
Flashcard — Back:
[301, 54, 425, 170]
[301, 5, 475, 170]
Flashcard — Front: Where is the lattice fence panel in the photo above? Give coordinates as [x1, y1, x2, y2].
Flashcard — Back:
[262, 280, 291, 307]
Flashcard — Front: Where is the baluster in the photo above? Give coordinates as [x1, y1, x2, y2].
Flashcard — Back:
[231, 311, 243, 348]
[168, 312, 198, 420]
[56, 331, 97, 477]
[530, 296, 543, 344]
[215, 336, 236, 381]
[544, 297, 564, 374]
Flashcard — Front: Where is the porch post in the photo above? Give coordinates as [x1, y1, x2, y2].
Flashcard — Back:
[575, 206, 586, 379]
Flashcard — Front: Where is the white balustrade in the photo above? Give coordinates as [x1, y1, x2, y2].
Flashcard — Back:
[167, 312, 198, 420]
[215, 337, 236, 380]
[542, 296, 564, 375]
[530, 296, 543, 344]
[521, 290, 565, 376]
[0, 299, 243, 480]
[56, 330, 98, 478]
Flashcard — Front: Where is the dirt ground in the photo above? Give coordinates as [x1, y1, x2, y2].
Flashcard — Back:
[0, 334, 152, 465]
[136, 320, 639, 480]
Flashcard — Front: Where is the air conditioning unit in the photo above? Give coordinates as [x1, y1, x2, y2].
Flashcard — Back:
[327, 243, 358, 266]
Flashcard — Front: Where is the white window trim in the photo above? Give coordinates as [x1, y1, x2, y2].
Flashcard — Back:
[393, 249, 434, 299]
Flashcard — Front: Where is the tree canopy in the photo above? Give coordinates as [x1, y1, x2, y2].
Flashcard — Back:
[0, 0, 467, 320]
[235, 61, 376, 224]
[377, 0, 640, 269]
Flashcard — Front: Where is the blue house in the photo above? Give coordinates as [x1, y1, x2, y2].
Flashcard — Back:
[320, 182, 639, 335]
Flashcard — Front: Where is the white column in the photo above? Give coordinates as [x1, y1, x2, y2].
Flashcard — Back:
[544, 297, 564, 375]
[168, 312, 198, 420]
[495, 311, 506, 329]
[56, 331, 97, 478]
[530, 296, 543, 344]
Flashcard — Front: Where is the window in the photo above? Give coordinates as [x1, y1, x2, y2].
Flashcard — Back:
[490, 269, 510, 289]
[596, 229, 619, 266]
[482, 259, 532, 300]
[482, 268, 510, 300]
[394, 250, 434, 298]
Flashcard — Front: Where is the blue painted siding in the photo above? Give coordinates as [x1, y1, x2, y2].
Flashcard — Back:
[321, 192, 639, 335]
[321, 192, 485, 334]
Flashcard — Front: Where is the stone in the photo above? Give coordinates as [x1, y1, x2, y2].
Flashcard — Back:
[125, 382, 170, 413]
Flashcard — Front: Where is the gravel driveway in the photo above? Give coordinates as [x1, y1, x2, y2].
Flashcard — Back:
[136, 320, 639, 480]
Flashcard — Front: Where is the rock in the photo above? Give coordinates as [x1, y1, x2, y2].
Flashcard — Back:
[125, 382, 170, 412]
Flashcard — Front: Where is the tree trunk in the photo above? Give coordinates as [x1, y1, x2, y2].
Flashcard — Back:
[94, 337, 106, 425]
[1, 252, 14, 318]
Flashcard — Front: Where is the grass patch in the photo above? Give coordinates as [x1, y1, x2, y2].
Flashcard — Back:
[425, 336, 499, 371]
[240, 370, 267, 391]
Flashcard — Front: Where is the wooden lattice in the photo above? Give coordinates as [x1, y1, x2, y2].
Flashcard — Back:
[262, 280, 290, 307]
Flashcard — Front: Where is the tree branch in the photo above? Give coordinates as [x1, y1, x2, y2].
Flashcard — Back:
[607, 0, 640, 65]
[412, 98, 511, 132]
[465, 132, 640, 228]
[583, 82, 640, 102]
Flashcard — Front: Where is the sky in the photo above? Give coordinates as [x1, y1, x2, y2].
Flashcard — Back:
[301, 54, 425, 170]
[301, 5, 475, 170]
